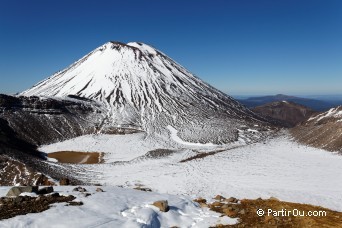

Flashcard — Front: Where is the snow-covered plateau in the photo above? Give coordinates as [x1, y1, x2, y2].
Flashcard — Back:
[38, 131, 342, 212]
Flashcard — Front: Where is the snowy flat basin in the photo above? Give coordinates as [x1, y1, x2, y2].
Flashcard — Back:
[39, 131, 342, 212]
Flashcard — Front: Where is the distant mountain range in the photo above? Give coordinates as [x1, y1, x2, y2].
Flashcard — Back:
[236, 94, 342, 111]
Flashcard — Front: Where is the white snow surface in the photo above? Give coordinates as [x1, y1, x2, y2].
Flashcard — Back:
[38, 131, 342, 212]
[166, 125, 217, 147]
[0, 186, 237, 228]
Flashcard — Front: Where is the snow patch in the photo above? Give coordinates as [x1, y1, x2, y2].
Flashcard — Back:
[167, 125, 217, 147]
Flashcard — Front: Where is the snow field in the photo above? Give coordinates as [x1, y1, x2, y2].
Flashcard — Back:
[0, 186, 238, 228]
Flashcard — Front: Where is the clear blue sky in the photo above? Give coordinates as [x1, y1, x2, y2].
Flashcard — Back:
[0, 0, 341, 96]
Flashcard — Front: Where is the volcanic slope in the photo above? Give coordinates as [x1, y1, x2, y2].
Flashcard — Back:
[21, 41, 270, 144]
[291, 106, 342, 153]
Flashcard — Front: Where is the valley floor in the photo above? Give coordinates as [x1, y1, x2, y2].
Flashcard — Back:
[39, 130, 342, 212]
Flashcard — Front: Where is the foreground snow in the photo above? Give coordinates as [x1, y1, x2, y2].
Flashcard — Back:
[39, 131, 342, 212]
[0, 186, 237, 227]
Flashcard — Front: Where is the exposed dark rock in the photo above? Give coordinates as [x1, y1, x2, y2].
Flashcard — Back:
[0, 100, 87, 186]
[225, 197, 239, 203]
[214, 195, 225, 201]
[59, 178, 70, 186]
[50, 193, 60, 197]
[144, 149, 176, 159]
[134, 186, 152, 192]
[0, 94, 102, 146]
[68, 201, 83, 206]
[73, 186, 87, 192]
[37, 186, 54, 195]
[152, 200, 169, 212]
[0, 194, 76, 220]
[194, 197, 207, 204]
[194, 197, 208, 208]
[0, 156, 45, 186]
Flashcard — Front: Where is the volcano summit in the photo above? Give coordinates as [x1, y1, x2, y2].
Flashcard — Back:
[21, 41, 269, 144]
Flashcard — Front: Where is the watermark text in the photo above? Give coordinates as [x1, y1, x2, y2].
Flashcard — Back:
[257, 208, 326, 217]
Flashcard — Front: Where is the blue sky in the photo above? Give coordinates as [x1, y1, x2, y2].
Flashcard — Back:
[0, 0, 341, 96]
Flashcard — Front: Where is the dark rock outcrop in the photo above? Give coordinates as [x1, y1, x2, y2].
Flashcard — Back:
[0, 94, 104, 146]
[152, 200, 169, 212]
[0, 194, 76, 220]
[0, 94, 105, 186]
[59, 178, 70, 186]
[37, 187, 54, 195]
[0, 114, 85, 186]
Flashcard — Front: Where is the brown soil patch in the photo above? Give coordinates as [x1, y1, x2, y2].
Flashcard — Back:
[48, 151, 103, 164]
[199, 196, 342, 227]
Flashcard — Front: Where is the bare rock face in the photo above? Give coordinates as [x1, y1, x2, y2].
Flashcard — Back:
[0, 156, 45, 186]
[0, 118, 48, 186]
[291, 106, 342, 153]
[152, 200, 169, 212]
[0, 94, 104, 146]
[0, 116, 84, 187]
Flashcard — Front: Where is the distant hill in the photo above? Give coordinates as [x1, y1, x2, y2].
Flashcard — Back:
[252, 101, 318, 127]
[237, 94, 341, 111]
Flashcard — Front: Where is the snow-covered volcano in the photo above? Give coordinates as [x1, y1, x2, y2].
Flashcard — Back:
[21, 41, 269, 143]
